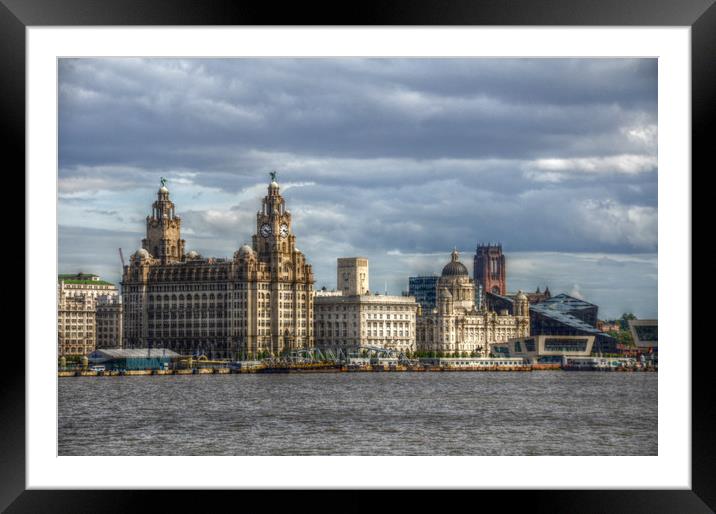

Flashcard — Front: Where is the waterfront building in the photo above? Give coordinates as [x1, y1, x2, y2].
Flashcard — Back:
[628, 319, 658, 352]
[315, 258, 418, 352]
[487, 291, 616, 354]
[121, 175, 315, 359]
[491, 334, 596, 364]
[408, 275, 439, 310]
[95, 295, 123, 349]
[473, 243, 506, 295]
[416, 249, 529, 357]
[57, 273, 119, 356]
[87, 348, 181, 371]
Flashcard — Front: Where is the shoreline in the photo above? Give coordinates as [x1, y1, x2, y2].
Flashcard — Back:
[58, 366, 657, 377]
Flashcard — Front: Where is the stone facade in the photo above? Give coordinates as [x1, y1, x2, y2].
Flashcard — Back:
[417, 250, 529, 356]
[315, 293, 418, 353]
[57, 274, 119, 356]
[143, 183, 185, 264]
[315, 258, 418, 352]
[337, 257, 369, 296]
[96, 295, 123, 349]
[525, 286, 551, 304]
[121, 177, 315, 359]
[473, 243, 506, 296]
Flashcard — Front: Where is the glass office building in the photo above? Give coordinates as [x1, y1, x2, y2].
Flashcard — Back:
[408, 275, 440, 310]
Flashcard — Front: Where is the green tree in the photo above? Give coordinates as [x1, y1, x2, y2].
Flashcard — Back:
[619, 312, 637, 330]
[608, 329, 635, 346]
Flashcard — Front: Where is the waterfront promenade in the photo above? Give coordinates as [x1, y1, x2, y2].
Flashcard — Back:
[58, 361, 656, 377]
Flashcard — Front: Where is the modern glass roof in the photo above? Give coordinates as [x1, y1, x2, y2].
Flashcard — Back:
[537, 293, 597, 312]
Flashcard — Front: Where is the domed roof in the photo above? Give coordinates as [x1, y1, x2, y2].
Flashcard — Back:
[441, 248, 468, 277]
[159, 185, 169, 193]
[515, 290, 528, 301]
[270, 180, 279, 189]
[238, 244, 255, 256]
[134, 248, 151, 260]
[186, 250, 200, 259]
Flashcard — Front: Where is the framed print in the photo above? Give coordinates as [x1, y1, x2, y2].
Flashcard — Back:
[4, 0, 711, 511]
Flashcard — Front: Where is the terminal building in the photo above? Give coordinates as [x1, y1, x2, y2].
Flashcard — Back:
[491, 334, 596, 364]
[87, 348, 182, 371]
[121, 175, 315, 359]
[486, 292, 616, 354]
[314, 258, 418, 352]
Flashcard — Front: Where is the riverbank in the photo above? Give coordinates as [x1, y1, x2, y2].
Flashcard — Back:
[58, 364, 657, 376]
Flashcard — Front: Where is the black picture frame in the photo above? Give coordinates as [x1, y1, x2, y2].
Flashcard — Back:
[4, 0, 709, 511]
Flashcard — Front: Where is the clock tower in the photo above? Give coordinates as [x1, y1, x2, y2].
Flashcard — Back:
[253, 172, 296, 268]
[244, 172, 314, 355]
[142, 178, 185, 264]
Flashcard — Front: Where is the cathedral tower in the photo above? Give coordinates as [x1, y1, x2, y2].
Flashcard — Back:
[142, 178, 185, 264]
[473, 243, 506, 295]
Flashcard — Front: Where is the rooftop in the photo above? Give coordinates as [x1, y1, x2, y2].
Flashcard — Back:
[530, 303, 603, 334]
[537, 293, 597, 312]
[60, 279, 116, 286]
[89, 348, 182, 359]
[490, 292, 611, 339]
[59, 273, 115, 286]
[315, 293, 417, 305]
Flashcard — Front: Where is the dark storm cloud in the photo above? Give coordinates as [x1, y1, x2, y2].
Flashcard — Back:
[59, 58, 656, 169]
[58, 58, 658, 317]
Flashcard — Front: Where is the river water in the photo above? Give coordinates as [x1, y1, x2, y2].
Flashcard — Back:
[58, 372, 657, 456]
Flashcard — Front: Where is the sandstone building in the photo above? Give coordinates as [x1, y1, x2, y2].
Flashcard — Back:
[57, 273, 119, 356]
[121, 176, 315, 359]
[95, 295, 123, 349]
[417, 249, 529, 356]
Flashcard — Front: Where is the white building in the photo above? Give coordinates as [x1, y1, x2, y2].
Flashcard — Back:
[57, 273, 119, 356]
[314, 257, 418, 353]
[416, 249, 530, 357]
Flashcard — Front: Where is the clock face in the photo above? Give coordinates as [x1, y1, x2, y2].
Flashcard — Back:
[279, 223, 289, 238]
[260, 223, 272, 238]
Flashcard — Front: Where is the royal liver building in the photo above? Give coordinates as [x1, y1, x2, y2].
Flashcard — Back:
[122, 174, 315, 359]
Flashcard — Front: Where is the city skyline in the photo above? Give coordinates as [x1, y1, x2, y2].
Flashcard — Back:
[58, 58, 658, 319]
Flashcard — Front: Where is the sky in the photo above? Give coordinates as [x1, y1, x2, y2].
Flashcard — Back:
[58, 58, 658, 320]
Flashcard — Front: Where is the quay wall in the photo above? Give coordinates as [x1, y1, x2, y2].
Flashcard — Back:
[58, 363, 656, 377]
